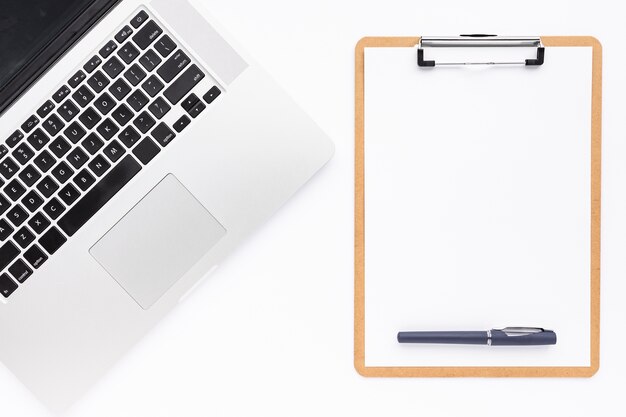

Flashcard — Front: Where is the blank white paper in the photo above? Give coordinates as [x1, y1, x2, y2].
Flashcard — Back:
[364, 45, 592, 367]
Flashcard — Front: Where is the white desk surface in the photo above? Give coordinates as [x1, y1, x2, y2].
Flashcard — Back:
[1, 0, 624, 415]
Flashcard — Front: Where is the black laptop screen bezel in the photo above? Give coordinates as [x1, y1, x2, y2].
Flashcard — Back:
[0, 0, 122, 116]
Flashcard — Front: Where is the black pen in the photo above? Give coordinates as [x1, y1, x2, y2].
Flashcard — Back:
[397, 327, 557, 346]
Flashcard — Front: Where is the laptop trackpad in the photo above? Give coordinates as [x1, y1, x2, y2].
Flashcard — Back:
[90, 174, 226, 309]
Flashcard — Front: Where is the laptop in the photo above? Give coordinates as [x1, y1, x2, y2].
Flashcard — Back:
[0, 0, 333, 410]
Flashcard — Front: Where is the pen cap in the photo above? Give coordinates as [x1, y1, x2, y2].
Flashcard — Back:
[490, 328, 557, 346]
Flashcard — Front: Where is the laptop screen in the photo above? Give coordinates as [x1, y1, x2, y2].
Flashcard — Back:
[0, 0, 96, 89]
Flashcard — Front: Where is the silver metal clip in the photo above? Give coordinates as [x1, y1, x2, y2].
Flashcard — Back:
[498, 327, 545, 337]
[417, 34, 544, 67]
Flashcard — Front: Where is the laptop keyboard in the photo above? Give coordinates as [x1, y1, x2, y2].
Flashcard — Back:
[0, 9, 222, 299]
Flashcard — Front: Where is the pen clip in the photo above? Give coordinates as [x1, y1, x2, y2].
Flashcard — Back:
[498, 327, 545, 336]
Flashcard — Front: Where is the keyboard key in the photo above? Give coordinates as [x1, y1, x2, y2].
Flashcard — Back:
[182, 93, 199, 112]
[133, 137, 160, 164]
[102, 56, 125, 79]
[81, 133, 104, 155]
[0, 194, 11, 216]
[51, 161, 74, 184]
[155, 34, 176, 57]
[32, 151, 56, 176]
[42, 114, 65, 136]
[118, 42, 140, 64]
[99, 40, 117, 58]
[87, 70, 110, 93]
[59, 155, 141, 237]
[0, 216, 13, 240]
[0, 240, 20, 270]
[24, 244, 47, 269]
[118, 126, 141, 148]
[58, 100, 80, 122]
[133, 111, 156, 133]
[141, 75, 164, 97]
[52, 85, 71, 103]
[203, 86, 221, 104]
[94, 92, 115, 115]
[5, 130, 24, 148]
[19, 165, 41, 187]
[36, 176, 59, 198]
[68, 70, 86, 88]
[111, 103, 134, 126]
[66, 147, 89, 169]
[12, 142, 35, 165]
[188, 101, 206, 118]
[151, 122, 176, 147]
[0, 145, 6, 159]
[139, 49, 161, 72]
[7, 204, 28, 227]
[96, 118, 119, 140]
[109, 78, 132, 100]
[21, 115, 39, 133]
[115, 25, 133, 43]
[39, 227, 67, 255]
[0, 193, 13, 218]
[174, 115, 191, 133]
[163, 64, 204, 104]
[73, 169, 96, 191]
[28, 212, 51, 235]
[103, 140, 125, 163]
[0, 272, 18, 299]
[124, 63, 146, 86]
[0, 218, 13, 242]
[8, 259, 32, 283]
[79, 107, 102, 129]
[88, 155, 111, 177]
[84, 55, 102, 73]
[64, 121, 86, 144]
[4, 179, 26, 201]
[148, 97, 171, 119]
[43, 197, 65, 220]
[21, 190, 44, 212]
[130, 10, 149, 28]
[157, 50, 190, 83]
[49, 136, 71, 158]
[126, 90, 149, 111]
[33, 150, 56, 172]
[13, 226, 35, 248]
[36, 100, 56, 118]
[72, 85, 95, 108]
[133, 20, 162, 49]
[58, 183, 80, 206]
[0, 157, 19, 179]
[27, 128, 50, 150]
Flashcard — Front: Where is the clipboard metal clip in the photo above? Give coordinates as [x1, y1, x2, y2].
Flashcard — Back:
[418, 34, 545, 67]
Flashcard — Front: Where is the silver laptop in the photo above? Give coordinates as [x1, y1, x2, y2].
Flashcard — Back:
[0, 0, 333, 410]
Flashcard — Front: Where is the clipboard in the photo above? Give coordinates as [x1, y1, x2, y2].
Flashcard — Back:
[354, 36, 601, 378]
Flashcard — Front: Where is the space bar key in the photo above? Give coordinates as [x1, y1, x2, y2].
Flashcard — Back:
[58, 155, 141, 237]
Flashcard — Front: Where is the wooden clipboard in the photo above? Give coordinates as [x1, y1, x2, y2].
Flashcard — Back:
[354, 36, 602, 378]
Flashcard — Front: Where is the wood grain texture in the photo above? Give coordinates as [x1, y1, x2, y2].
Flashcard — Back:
[354, 36, 601, 378]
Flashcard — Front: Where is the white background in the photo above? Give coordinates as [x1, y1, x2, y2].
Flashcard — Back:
[1, 0, 625, 415]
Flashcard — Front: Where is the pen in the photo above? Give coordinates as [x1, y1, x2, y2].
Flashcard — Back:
[397, 327, 557, 346]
